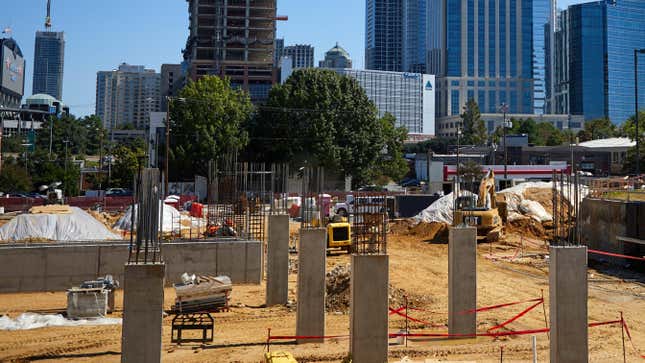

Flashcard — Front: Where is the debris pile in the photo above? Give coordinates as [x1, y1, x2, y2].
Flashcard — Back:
[325, 264, 433, 312]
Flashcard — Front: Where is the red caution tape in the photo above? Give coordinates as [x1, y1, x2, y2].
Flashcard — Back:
[588, 249, 645, 262]
[487, 299, 544, 332]
[622, 319, 645, 359]
[388, 307, 445, 328]
[460, 297, 543, 314]
[269, 334, 349, 341]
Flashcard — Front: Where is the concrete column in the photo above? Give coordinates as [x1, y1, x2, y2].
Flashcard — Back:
[121, 263, 165, 363]
[266, 214, 290, 306]
[448, 226, 477, 336]
[296, 228, 326, 344]
[549, 245, 588, 363]
[350, 254, 389, 363]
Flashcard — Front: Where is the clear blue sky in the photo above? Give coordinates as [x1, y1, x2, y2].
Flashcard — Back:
[3, 0, 592, 117]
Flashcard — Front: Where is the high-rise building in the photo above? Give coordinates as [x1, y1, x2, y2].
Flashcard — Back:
[546, 8, 570, 115]
[274, 38, 284, 66]
[0, 37, 25, 108]
[160, 64, 185, 111]
[402, 0, 427, 73]
[183, 0, 277, 103]
[33, 31, 65, 101]
[429, 0, 535, 118]
[335, 69, 435, 134]
[532, 0, 551, 114]
[319, 43, 353, 69]
[95, 63, 161, 132]
[567, 0, 645, 123]
[282, 44, 314, 68]
[366, 0, 403, 71]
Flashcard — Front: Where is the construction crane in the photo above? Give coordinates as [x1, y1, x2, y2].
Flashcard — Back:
[45, 0, 52, 30]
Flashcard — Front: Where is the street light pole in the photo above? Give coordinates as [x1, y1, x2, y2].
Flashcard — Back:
[635, 49, 645, 176]
[499, 103, 510, 181]
[165, 96, 171, 197]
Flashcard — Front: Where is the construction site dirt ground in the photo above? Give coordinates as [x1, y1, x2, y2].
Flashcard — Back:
[0, 229, 644, 362]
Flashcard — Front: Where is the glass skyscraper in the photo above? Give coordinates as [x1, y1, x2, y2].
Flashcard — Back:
[430, 0, 535, 117]
[32, 31, 65, 101]
[532, 0, 550, 114]
[568, 0, 645, 123]
[402, 0, 427, 73]
[366, 0, 403, 71]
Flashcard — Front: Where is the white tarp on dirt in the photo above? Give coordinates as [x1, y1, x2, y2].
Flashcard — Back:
[0, 313, 121, 330]
[412, 191, 474, 225]
[499, 181, 589, 222]
[114, 202, 183, 233]
[0, 207, 121, 242]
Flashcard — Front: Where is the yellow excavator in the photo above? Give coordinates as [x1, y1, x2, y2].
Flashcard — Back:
[453, 169, 504, 242]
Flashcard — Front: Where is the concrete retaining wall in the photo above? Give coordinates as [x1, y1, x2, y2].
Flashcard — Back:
[580, 198, 644, 268]
[0, 240, 262, 292]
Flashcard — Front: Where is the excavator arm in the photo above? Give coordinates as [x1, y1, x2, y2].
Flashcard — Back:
[477, 169, 497, 209]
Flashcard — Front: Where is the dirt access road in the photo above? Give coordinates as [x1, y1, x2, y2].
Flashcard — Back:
[0, 229, 643, 362]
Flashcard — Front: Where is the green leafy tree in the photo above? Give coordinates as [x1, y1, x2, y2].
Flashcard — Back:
[370, 113, 409, 182]
[0, 163, 32, 193]
[249, 68, 401, 186]
[110, 138, 147, 189]
[402, 137, 454, 154]
[461, 99, 486, 144]
[534, 122, 565, 146]
[577, 118, 616, 142]
[171, 76, 252, 176]
[620, 111, 645, 173]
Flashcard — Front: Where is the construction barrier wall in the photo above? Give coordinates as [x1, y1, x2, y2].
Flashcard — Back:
[580, 198, 645, 269]
[0, 240, 262, 292]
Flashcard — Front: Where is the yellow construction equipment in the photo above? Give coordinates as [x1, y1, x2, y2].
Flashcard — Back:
[326, 215, 352, 253]
[453, 169, 504, 242]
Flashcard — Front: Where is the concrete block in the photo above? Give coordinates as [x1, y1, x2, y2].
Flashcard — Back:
[121, 263, 165, 363]
[549, 245, 588, 363]
[350, 255, 389, 363]
[296, 228, 327, 344]
[448, 226, 477, 336]
[266, 214, 290, 306]
[216, 242, 243, 282]
[244, 241, 262, 283]
[67, 288, 107, 319]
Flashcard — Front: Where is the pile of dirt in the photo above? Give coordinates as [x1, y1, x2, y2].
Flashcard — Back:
[407, 222, 450, 243]
[325, 264, 434, 312]
[506, 217, 547, 239]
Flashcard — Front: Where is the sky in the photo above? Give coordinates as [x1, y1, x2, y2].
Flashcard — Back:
[2, 0, 594, 117]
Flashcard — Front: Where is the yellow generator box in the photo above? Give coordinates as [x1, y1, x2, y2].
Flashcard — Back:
[264, 351, 297, 363]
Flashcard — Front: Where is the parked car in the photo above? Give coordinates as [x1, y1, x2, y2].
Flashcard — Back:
[106, 188, 133, 197]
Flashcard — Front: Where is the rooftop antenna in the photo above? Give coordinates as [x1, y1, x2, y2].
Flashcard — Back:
[45, 0, 52, 30]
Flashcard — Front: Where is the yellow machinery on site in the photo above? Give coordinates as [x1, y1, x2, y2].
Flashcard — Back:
[453, 169, 504, 242]
[309, 214, 353, 253]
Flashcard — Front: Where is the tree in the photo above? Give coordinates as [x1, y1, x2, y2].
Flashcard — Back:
[370, 113, 409, 182]
[0, 163, 32, 193]
[535, 122, 565, 146]
[249, 68, 403, 186]
[457, 159, 485, 193]
[110, 138, 147, 189]
[403, 137, 455, 154]
[620, 111, 645, 174]
[461, 99, 486, 144]
[171, 76, 252, 177]
[577, 118, 616, 142]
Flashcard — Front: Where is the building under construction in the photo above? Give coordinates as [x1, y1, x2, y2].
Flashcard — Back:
[184, 0, 278, 102]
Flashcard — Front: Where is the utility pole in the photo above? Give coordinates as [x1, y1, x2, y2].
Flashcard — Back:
[98, 128, 103, 191]
[63, 139, 70, 174]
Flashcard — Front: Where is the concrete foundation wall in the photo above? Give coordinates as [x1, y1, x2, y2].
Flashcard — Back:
[580, 198, 645, 267]
[266, 214, 290, 306]
[0, 240, 262, 293]
[121, 263, 165, 363]
[448, 226, 477, 336]
[549, 245, 588, 363]
[350, 255, 389, 363]
[296, 228, 326, 344]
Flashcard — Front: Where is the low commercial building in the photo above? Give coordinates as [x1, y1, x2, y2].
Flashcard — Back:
[23, 93, 69, 117]
[578, 137, 635, 175]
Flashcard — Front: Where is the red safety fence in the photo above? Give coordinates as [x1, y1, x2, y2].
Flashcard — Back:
[588, 249, 645, 262]
[388, 307, 445, 328]
[487, 299, 544, 332]
[623, 318, 645, 359]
